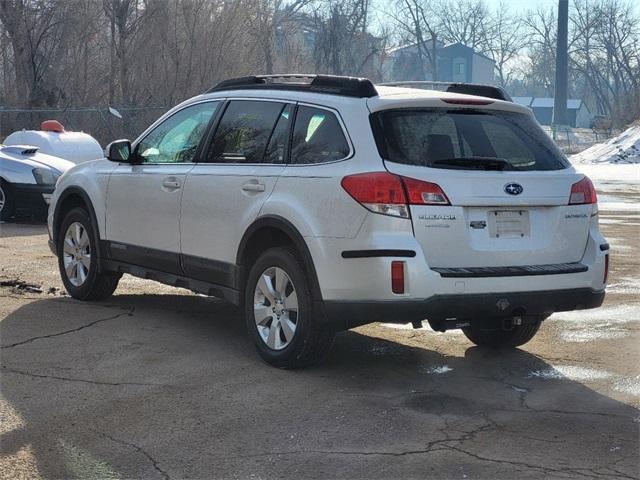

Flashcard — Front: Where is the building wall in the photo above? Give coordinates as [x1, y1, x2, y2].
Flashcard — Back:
[471, 54, 494, 84]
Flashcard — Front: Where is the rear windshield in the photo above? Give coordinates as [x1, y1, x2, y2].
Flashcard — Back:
[372, 109, 569, 171]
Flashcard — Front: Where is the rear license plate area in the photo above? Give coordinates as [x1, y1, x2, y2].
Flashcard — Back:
[488, 210, 529, 238]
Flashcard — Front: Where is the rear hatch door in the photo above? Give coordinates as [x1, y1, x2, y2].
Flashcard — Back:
[373, 107, 593, 269]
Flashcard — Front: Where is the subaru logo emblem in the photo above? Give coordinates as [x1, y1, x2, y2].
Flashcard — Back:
[496, 299, 510, 311]
[504, 183, 523, 195]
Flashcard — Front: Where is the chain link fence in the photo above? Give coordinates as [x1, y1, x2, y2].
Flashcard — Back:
[0, 106, 169, 147]
[541, 126, 616, 154]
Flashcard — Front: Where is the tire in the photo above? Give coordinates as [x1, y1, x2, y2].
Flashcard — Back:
[0, 179, 15, 221]
[245, 247, 334, 368]
[462, 318, 543, 348]
[57, 207, 121, 300]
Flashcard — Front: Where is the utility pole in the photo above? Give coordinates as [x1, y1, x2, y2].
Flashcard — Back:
[552, 0, 569, 137]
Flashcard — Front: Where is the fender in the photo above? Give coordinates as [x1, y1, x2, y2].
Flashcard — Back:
[52, 186, 104, 272]
[236, 215, 323, 301]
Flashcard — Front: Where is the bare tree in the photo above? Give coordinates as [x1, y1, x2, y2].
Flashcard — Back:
[0, 0, 68, 106]
[389, 0, 439, 80]
[486, 1, 529, 86]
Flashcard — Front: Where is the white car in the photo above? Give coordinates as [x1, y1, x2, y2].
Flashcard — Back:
[47, 75, 608, 368]
[0, 144, 74, 220]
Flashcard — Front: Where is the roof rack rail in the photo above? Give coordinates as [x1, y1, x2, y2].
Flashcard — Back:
[207, 74, 378, 98]
[379, 81, 512, 102]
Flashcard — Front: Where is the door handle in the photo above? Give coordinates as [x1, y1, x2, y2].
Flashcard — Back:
[162, 178, 181, 190]
[241, 182, 266, 192]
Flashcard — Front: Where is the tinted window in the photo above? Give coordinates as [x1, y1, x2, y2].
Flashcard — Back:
[208, 100, 287, 163]
[264, 104, 293, 164]
[291, 106, 350, 164]
[135, 102, 218, 164]
[374, 109, 568, 171]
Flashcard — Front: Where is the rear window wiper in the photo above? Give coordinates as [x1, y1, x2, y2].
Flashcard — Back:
[430, 157, 512, 171]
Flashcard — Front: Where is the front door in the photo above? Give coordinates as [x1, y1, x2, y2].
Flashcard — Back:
[105, 101, 219, 273]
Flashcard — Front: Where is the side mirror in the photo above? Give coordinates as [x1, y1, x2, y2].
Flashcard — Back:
[105, 139, 132, 162]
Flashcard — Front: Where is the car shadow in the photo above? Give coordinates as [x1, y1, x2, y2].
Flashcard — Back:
[1, 293, 638, 479]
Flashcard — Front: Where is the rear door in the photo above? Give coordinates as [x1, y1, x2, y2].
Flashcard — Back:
[179, 99, 293, 285]
[372, 107, 592, 269]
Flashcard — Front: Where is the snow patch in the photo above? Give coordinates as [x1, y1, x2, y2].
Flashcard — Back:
[527, 365, 614, 381]
[571, 125, 640, 164]
[614, 376, 640, 397]
[551, 304, 638, 325]
[560, 329, 628, 343]
[607, 277, 640, 295]
[422, 365, 453, 375]
[379, 322, 464, 334]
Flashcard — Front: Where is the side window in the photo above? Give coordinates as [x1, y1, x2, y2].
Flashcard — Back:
[207, 100, 287, 164]
[135, 102, 218, 164]
[291, 106, 350, 164]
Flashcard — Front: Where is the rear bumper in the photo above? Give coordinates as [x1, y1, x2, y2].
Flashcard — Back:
[322, 287, 605, 330]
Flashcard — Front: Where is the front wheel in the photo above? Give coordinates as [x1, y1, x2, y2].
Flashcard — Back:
[0, 179, 15, 221]
[57, 207, 121, 300]
[462, 318, 543, 348]
[245, 247, 334, 368]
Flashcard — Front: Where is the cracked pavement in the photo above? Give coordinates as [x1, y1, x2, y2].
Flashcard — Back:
[1, 212, 639, 479]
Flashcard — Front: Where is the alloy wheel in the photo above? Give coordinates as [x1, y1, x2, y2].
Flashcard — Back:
[62, 222, 91, 286]
[253, 266, 299, 350]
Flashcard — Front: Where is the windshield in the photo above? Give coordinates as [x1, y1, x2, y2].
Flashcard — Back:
[371, 109, 569, 171]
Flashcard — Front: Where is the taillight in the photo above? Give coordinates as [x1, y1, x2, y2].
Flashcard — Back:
[569, 176, 597, 205]
[402, 176, 450, 205]
[341, 172, 409, 218]
[604, 254, 609, 284]
[341, 172, 450, 218]
[391, 261, 405, 294]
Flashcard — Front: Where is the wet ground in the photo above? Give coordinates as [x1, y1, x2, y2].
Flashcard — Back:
[1, 174, 639, 479]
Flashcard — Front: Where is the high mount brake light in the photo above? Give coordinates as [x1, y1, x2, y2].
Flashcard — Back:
[569, 176, 597, 205]
[341, 172, 450, 218]
[441, 98, 494, 105]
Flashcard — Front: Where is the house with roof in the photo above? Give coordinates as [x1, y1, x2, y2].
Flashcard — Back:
[513, 97, 593, 128]
[382, 41, 495, 85]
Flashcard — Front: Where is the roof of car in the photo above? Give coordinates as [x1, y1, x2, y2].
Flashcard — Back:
[189, 78, 529, 116]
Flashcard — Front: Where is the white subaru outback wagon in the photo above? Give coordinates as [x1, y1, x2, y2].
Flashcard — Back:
[48, 75, 608, 368]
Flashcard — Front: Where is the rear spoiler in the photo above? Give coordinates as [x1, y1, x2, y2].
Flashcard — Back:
[379, 81, 512, 102]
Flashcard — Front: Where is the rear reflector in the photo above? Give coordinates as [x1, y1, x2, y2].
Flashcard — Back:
[391, 261, 405, 294]
[569, 176, 597, 205]
[604, 254, 609, 284]
[341, 172, 450, 218]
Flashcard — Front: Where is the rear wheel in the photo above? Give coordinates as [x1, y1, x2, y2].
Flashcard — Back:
[57, 207, 121, 300]
[0, 179, 15, 221]
[462, 318, 543, 348]
[245, 247, 334, 368]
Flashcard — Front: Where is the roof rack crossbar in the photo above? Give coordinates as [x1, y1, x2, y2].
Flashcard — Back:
[207, 74, 378, 98]
[379, 81, 512, 102]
